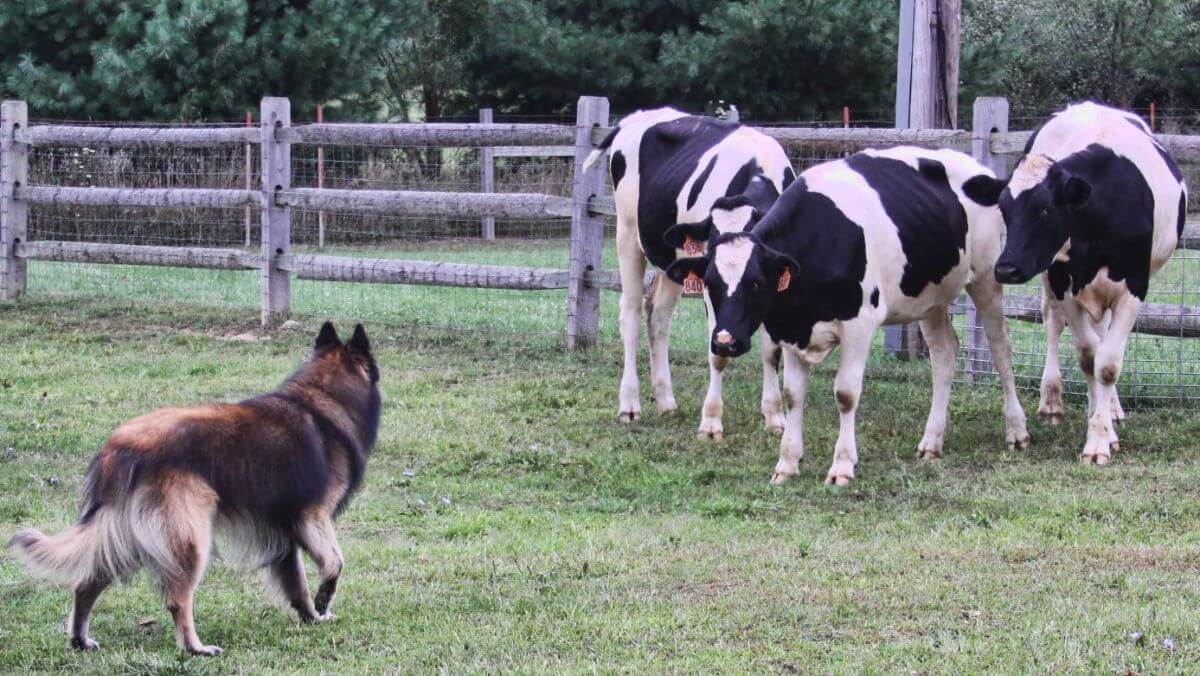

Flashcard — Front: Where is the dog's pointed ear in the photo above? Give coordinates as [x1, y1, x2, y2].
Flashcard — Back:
[963, 174, 1006, 207]
[315, 321, 341, 351]
[663, 220, 713, 251]
[348, 323, 371, 354]
[664, 256, 708, 286]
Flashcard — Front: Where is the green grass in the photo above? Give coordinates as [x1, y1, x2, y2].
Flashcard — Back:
[2, 287, 1200, 672]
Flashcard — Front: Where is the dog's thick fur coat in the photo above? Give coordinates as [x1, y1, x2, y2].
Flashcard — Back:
[8, 322, 381, 655]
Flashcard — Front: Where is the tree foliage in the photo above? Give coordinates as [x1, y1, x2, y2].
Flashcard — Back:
[0, 0, 398, 120]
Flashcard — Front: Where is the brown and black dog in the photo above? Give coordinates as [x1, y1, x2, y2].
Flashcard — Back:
[8, 322, 381, 656]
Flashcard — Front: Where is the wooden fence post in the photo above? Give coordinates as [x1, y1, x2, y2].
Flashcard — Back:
[317, 103, 326, 249]
[965, 96, 1009, 382]
[479, 108, 496, 240]
[1, 100, 28, 301]
[260, 97, 291, 325]
[244, 111, 253, 247]
[566, 96, 609, 350]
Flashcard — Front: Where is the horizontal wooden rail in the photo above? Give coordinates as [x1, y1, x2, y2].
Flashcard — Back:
[289, 255, 570, 289]
[276, 188, 573, 219]
[492, 145, 574, 157]
[16, 240, 260, 270]
[18, 185, 259, 209]
[18, 125, 258, 147]
[293, 123, 576, 147]
[1003, 293, 1200, 338]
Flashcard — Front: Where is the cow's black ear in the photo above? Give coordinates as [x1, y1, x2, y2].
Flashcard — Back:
[764, 249, 799, 293]
[315, 321, 341, 351]
[348, 323, 371, 354]
[663, 221, 712, 250]
[963, 174, 1005, 206]
[1060, 175, 1091, 208]
[664, 256, 708, 286]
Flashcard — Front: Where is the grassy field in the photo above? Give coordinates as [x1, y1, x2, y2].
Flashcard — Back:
[2, 281, 1200, 673]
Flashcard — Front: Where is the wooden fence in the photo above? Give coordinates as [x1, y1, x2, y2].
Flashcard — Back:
[3, 95, 1200, 352]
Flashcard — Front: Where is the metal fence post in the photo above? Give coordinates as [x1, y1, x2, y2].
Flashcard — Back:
[480, 108, 496, 240]
[260, 97, 291, 325]
[965, 96, 1009, 381]
[566, 96, 609, 350]
[1, 100, 28, 301]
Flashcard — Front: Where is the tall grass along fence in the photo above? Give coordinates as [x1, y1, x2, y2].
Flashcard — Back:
[4, 97, 1200, 403]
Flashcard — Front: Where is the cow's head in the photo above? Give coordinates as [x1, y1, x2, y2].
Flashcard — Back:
[963, 154, 1091, 285]
[664, 232, 797, 358]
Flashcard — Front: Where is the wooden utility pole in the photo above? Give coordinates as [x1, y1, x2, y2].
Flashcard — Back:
[887, 0, 960, 358]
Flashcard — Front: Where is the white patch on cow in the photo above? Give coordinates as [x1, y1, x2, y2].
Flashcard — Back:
[1008, 154, 1054, 197]
[715, 237, 756, 297]
[711, 205, 756, 234]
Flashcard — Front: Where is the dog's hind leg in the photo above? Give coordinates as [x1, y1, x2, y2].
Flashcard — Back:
[139, 474, 222, 656]
[68, 575, 111, 651]
[267, 545, 321, 622]
[298, 515, 344, 619]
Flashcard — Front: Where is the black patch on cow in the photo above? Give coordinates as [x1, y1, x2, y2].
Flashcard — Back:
[754, 177, 868, 348]
[725, 158, 760, 198]
[782, 166, 797, 191]
[845, 154, 968, 297]
[610, 150, 626, 190]
[1124, 116, 1151, 136]
[635, 116, 741, 270]
[1051, 144, 1156, 300]
[1046, 259, 1071, 300]
[869, 287, 879, 307]
[1179, 192, 1187, 238]
[1153, 142, 1184, 183]
[686, 155, 720, 210]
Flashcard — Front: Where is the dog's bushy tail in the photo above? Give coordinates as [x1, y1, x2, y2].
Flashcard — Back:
[8, 507, 136, 586]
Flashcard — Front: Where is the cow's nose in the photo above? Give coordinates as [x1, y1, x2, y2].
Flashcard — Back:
[715, 330, 733, 345]
[994, 262, 1022, 284]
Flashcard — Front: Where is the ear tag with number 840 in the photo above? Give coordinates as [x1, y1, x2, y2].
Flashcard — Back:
[683, 271, 705, 295]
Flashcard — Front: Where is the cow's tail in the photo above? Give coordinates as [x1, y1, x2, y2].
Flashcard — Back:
[581, 125, 621, 173]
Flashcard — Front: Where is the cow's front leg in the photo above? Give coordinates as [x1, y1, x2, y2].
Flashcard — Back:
[1081, 296, 1138, 464]
[826, 325, 871, 485]
[645, 272, 682, 415]
[698, 351, 729, 441]
[967, 277, 1030, 450]
[1097, 310, 1126, 426]
[771, 347, 809, 484]
[760, 332, 784, 433]
[1038, 285, 1066, 425]
[916, 307, 958, 459]
[615, 223, 646, 423]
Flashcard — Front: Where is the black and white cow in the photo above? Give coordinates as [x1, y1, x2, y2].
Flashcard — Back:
[584, 107, 795, 437]
[664, 146, 1030, 485]
[963, 102, 1186, 465]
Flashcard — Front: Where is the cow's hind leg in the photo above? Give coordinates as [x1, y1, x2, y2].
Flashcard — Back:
[916, 307, 958, 460]
[68, 576, 111, 651]
[646, 272, 683, 414]
[298, 514, 345, 619]
[137, 475, 222, 656]
[1038, 285, 1066, 425]
[968, 277, 1030, 449]
[616, 218, 646, 423]
[1098, 310, 1126, 425]
[760, 332, 784, 433]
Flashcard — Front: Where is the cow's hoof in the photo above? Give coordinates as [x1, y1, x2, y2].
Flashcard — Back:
[1110, 441, 1120, 454]
[769, 471, 794, 485]
[696, 420, 724, 442]
[618, 409, 640, 424]
[315, 612, 337, 624]
[825, 461, 855, 486]
[655, 398, 678, 415]
[1038, 410, 1064, 425]
[917, 448, 942, 460]
[824, 474, 852, 486]
[188, 645, 223, 657]
[70, 637, 100, 651]
[763, 415, 785, 434]
[1007, 434, 1031, 451]
[1081, 438, 1111, 465]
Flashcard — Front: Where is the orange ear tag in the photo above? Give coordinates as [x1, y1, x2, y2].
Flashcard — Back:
[777, 267, 791, 292]
[683, 271, 705, 295]
[682, 236, 704, 257]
